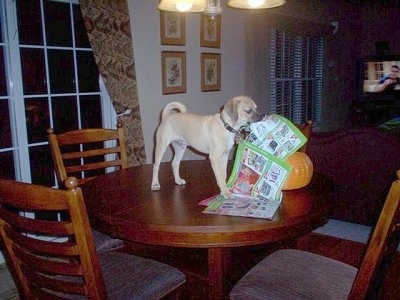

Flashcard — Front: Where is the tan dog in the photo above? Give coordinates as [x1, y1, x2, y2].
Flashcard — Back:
[151, 95, 261, 198]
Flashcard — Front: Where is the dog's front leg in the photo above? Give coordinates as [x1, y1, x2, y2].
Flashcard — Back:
[171, 141, 187, 185]
[209, 153, 232, 198]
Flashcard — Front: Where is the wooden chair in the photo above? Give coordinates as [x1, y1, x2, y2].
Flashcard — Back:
[296, 120, 313, 153]
[47, 123, 128, 186]
[230, 170, 400, 299]
[0, 177, 186, 299]
[47, 124, 128, 252]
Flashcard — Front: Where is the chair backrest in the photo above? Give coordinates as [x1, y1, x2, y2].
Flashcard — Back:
[48, 123, 128, 186]
[349, 170, 400, 299]
[0, 177, 108, 299]
[296, 120, 313, 153]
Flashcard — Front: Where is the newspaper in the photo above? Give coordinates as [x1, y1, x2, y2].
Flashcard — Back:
[200, 193, 282, 220]
[246, 114, 307, 159]
[201, 114, 307, 219]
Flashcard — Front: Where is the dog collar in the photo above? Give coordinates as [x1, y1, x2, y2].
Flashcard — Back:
[220, 114, 240, 135]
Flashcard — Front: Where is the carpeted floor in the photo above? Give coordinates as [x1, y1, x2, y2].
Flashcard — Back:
[0, 264, 18, 300]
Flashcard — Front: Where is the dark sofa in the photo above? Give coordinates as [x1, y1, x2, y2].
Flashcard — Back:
[307, 126, 400, 226]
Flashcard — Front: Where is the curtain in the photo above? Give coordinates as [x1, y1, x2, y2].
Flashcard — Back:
[270, 28, 324, 124]
[80, 0, 146, 166]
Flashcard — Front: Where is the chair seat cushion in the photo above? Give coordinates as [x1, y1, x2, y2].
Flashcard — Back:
[99, 251, 186, 299]
[230, 249, 357, 300]
[92, 229, 123, 253]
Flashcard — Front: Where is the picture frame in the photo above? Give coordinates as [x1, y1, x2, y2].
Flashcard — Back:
[161, 51, 187, 94]
[201, 53, 221, 92]
[160, 11, 186, 45]
[200, 14, 221, 48]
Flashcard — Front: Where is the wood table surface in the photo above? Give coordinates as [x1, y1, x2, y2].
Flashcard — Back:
[81, 160, 335, 299]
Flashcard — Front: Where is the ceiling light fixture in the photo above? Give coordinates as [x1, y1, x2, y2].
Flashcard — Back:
[203, 0, 223, 16]
[227, 0, 286, 9]
[158, 0, 285, 16]
[158, 0, 208, 13]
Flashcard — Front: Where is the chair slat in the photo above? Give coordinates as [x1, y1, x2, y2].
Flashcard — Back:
[65, 159, 122, 173]
[6, 225, 79, 256]
[24, 267, 87, 296]
[0, 207, 74, 235]
[13, 244, 83, 276]
[56, 128, 121, 144]
[61, 145, 121, 160]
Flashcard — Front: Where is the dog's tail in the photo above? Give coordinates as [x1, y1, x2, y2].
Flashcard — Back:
[161, 102, 187, 120]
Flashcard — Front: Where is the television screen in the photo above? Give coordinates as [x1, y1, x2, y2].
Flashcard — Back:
[360, 56, 400, 95]
[355, 56, 400, 126]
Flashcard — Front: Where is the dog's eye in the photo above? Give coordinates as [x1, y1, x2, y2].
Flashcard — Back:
[244, 109, 252, 114]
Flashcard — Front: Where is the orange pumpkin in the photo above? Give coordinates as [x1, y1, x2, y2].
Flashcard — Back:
[282, 152, 313, 190]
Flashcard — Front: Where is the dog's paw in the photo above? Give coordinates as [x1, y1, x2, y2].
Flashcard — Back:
[175, 178, 187, 186]
[151, 183, 161, 191]
[221, 190, 233, 199]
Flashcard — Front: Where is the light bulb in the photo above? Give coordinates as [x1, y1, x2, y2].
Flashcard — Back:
[247, 0, 265, 8]
[176, 2, 193, 11]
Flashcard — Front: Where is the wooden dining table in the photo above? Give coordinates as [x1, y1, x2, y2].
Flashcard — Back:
[81, 159, 335, 299]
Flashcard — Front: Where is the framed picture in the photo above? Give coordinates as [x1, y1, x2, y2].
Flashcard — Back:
[200, 14, 221, 48]
[161, 51, 187, 94]
[201, 53, 221, 92]
[160, 11, 185, 45]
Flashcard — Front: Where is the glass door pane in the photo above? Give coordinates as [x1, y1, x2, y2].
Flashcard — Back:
[0, 0, 104, 185]
[0, 99, 14, 180]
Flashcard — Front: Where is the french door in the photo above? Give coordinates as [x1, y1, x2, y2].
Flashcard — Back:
[0, 0, 113, 186]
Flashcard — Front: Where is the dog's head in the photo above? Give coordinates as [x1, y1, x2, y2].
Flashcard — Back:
[222, 96, 262, 127]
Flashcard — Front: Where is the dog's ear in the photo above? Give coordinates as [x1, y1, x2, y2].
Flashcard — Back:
[223, 98, 239, 122]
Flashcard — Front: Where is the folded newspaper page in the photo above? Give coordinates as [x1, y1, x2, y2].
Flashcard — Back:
[200, 193, 282, 219]
[201, 114, 307, 219]
[202, 142, 291, 219]
[246, 114, 307, 159]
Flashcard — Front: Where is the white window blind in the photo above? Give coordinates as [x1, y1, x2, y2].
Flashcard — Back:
[270, 28, 323, 124]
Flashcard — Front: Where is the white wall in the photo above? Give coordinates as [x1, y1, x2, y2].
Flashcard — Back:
[128, 1, 246, 164]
